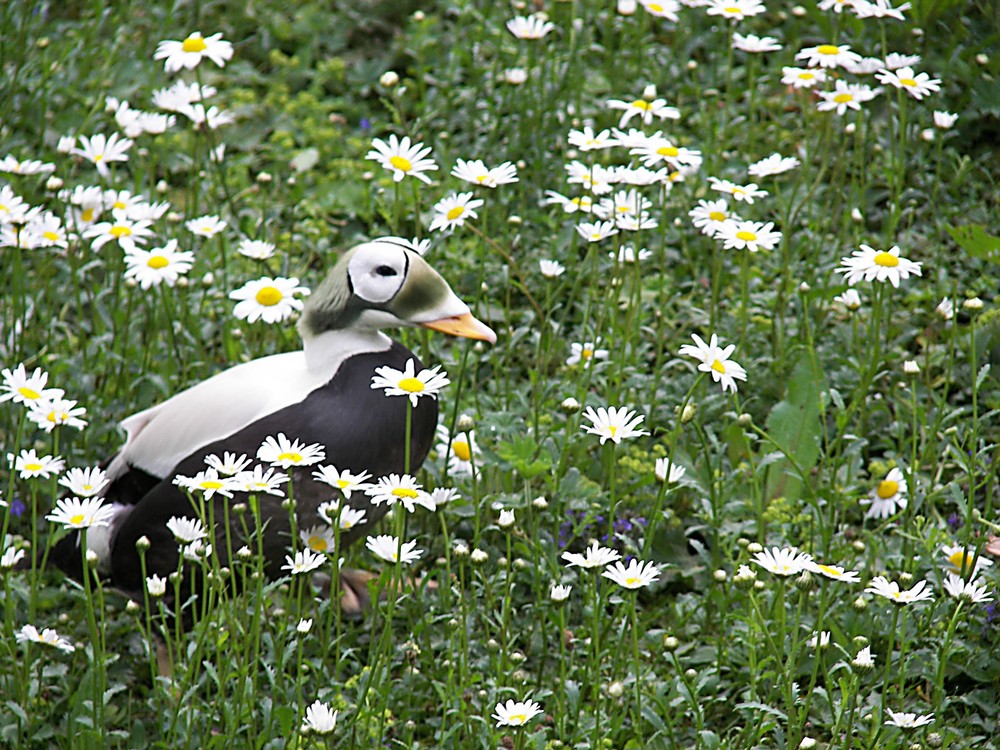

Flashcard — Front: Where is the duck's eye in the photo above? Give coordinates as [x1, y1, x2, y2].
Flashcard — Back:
[375, 265, 397, 277]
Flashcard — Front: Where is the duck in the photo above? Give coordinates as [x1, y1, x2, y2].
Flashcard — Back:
[51, 236, 495, 609]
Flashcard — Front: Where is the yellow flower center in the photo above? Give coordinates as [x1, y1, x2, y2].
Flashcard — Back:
[24, 462, 43, 472]
[446, 205, 465, 221]
[708, 210, 726, 222]
[113, 200, 127, 210]
[899, 77, 917, 87]
[736, 230, 757, 242]
[948, 550, 969, 569]
[255, 286, 284, 306]
[724, 6, 740, 13]
[710, 359, 726, 374]
[46, 411, 59, 423]
[582, 348, 594, 359]
[874, 252, 899, 267]
[147, 255, 170, 269]
[43, 230, 59, 242]
[336, 479, 350, 489]
[657, 145, 679, 157]
[649, 2, 664, 9]
[278, 452, 303, 464]
[18, 386, 40, 400]
[182, 35, 208, 53]
[453, 440, 472, 461]
[877, 480, 899, 499]
[817, 564, 840, 577]
[94, 154, 104, 162]
[110, 225, 132, 238]
[342, 520, 354, 529]
[818, 44, 840, 55]
[607, 425, 618, 437]
[798, 72, 815, 80]
[625, 576, 641, 586]
[397, 377, 425, 393]
[631, 99, 652, 110]
[834, 93, 853, 103]
[509, 714, 527, 725]
[81, 208, 95, 222]
[70, 513, 86, 525]
[200, 480, 225, 490]
[389, 155, 413, 172]
[475, 174, 489, 183]
[308, 536, 328, 552]
[392, 487, 419, 499]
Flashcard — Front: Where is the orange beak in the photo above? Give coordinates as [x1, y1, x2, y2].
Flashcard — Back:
[420, 312, 497, 344]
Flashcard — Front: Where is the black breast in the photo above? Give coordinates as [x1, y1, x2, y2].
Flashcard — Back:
[109, 340, 438, 596]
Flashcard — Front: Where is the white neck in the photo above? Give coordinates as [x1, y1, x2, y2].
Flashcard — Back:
[302, 328, 392, 374]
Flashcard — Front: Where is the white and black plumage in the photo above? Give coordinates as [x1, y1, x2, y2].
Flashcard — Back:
[51, 237, 495, 603]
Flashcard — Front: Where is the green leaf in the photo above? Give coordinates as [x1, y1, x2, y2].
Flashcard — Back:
[946, 224, 1000, 263]
[763, 354, 824, 503]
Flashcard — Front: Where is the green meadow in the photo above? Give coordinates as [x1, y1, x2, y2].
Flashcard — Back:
[1, 0, 999, 747]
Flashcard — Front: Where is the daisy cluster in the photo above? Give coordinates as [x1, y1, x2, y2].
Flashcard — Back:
[0, 31, 310, 326]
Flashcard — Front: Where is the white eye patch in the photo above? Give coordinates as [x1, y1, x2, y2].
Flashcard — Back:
[347, 242, 409, 304]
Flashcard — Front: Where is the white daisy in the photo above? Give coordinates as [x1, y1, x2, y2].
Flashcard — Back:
[312, 466, 372, 499]
[186, 214, 227, 237]
[229, 276, 310, 324]
[70, 133, 133, 177]
[492, 699, 544, 727]
[282, 548, 327, 575]
[365, 135, 438, 184]
[506, 15, 555, 39]
[751, 546, 813, 576]
[942, 573, 993, 603]
[602, 558, 661, 589]
[366, 534, 423, 564]
[859, 466, 908, 519]
[16, 624, 75, 653]
[8, 449, 65, 479]
[708, 177, 768, 204]
[796, 43, 863, 69]
[866, 575, 934, 604]
[566, 341, 609, 367]
[45, 496, 115, 529]
[428, 192, 484, 232]
[301, 700, 338, 735]
[838, 244, 922, 287]
[606, 96, 680, 127]
[27, 396, 88, 432]
[165, 516, 209, 545]
[232, 465, 289, 495]
[714, 219, 782, 252]
[0, 364, 62, 406]
[580, 405, 649, 444]
[875, 66, 941, 100]
[678, 333, 748, 393]
[370, 358, 450, 407]
[154, 31, 234, 72]
[748, 153, 801, 177]
[364, 474, 434, 513]
[561, 541, 622, 569]
[780, 66, 828, 89]
[257, 433, 326, 468]
[451, 158, 518, 187]
[884, 709, 934, 729]
[689, 199, 739, 236]
[124, 240, 195, 289]
[57, 466, 108, 497]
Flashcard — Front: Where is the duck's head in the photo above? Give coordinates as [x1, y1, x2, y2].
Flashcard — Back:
[299, 237, 497, 344]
